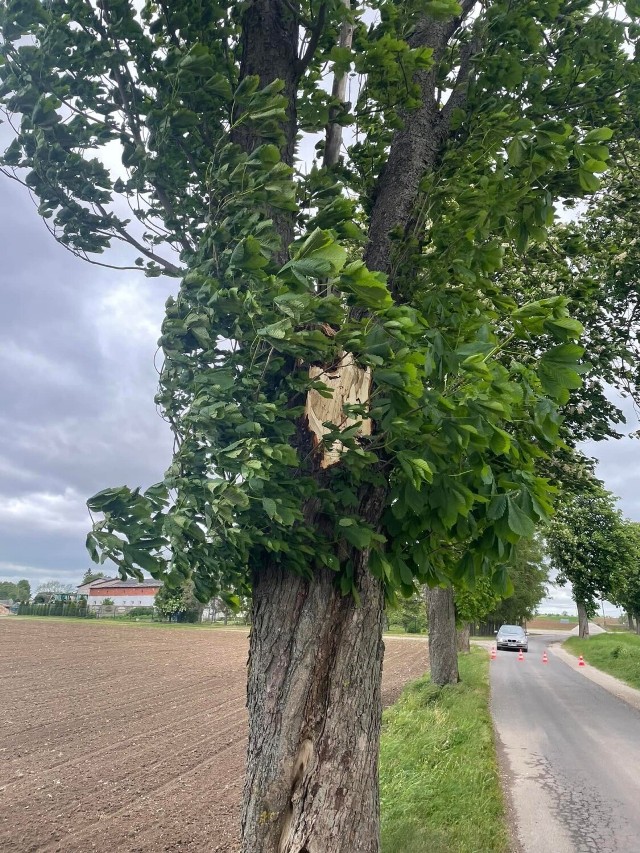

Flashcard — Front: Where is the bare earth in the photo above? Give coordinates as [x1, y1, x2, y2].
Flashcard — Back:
[0, 619, 427, 853]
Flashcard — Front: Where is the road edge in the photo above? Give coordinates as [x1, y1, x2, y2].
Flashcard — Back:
[549, 642, 640, 714]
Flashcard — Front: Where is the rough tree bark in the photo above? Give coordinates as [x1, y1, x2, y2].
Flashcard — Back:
[577, 601, 589, 638]
[627, 611, 635, 632]
[426, 586, 460, 685]
[456, 622, 471, 653]
[243, 559, 385, 853]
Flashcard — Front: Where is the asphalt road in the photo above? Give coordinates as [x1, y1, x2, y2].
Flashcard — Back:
[491, 633, 640, 853]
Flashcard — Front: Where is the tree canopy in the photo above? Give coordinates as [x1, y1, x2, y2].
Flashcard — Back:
[546, 480, 629, 635]
[0, 579, 30, 601]
[611, 521, 640, 632]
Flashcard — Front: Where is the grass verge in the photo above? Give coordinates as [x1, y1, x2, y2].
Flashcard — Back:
[379, 648, 508, 853]
[565, 633, 640, 690]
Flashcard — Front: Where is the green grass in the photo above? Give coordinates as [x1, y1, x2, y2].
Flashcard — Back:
[565, 633, 640, 690]
[379, 649, 509, 853]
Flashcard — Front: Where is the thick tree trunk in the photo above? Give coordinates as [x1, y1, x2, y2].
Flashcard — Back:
[242, 562, 385, 853]
[635, 613, 640, 635]
[456, 622, 471, 653]
[426, 586, 459, 685]
[627, 611, 635, 632]
[234, 0, 299, 264]
[577, 601, 589, 638]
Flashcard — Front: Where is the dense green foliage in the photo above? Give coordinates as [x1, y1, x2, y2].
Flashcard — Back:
[81, 570, 107, 585]
[565, 634, 640, 691]
[380, 650, 508, 853]
[546, 482, 628, 617]
[155, 580, 204, 622]
[610, 521, 640, 628]
[387, 593, 427, 633]
[0, 579, 30, 601]
[1, 0, 639, 611]
[478, 537, 548, 625]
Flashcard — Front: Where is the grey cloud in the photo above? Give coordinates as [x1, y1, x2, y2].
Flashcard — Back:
[0, 179, 175, 589]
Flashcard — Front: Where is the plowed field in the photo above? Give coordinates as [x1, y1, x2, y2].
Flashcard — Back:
[0, 619, 427, 852]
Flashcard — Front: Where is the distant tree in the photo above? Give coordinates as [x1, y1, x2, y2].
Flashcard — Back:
[36, 581, 75, 594]
[81, 570, 106, 585]
[397, 593, 427, 635]
[610, 522, 640, 636]
[0, 581, 18, 601]
[16, 579, 30, 601]
[155, 582, 204, 623]
[546, 483, 629, 637]
[481, 537, 548, 627]
[101, 598, 115, 606]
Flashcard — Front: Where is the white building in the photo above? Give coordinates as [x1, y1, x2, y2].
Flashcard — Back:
[77, 577, 162, 609]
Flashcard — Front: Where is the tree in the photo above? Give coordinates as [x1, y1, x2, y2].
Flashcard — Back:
[35, 581, 75, 595]
[16, 579, 31, 602]
[479, 536, 548, 630]
[155, 581, 204, 623]
[387, 590, 426, 634]
[3, 1, 639, 849]
[611, 521, 640, 635]
[546, 483, 629, 637]
[81, 570, 106, 585]
[0, 581, 18, 601]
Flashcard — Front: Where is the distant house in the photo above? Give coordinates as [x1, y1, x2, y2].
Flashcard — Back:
[77, 578, 162, 609]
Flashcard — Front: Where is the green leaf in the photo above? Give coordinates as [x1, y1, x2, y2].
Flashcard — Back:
[506, 498, 536, 538]
[262, 497, 277, 518]
[583, 127, 613, 142]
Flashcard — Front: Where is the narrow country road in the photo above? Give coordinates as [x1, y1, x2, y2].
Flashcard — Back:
[491, 632, 640, 853]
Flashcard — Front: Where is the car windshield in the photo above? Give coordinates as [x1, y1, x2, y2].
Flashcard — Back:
[498, 626, 524, 635]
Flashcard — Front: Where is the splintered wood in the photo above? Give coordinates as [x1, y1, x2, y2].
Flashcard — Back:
[304, 352, 372, 469]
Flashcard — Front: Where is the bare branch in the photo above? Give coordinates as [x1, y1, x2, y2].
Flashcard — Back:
[441, 36, 481, 123]
[324, 0, 355, 168]
[95, 202, 184, 276]
[297, 1, 328, 76]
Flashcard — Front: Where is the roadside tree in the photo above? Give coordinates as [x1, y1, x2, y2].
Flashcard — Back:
[546, 483, 629, 637]
[611, 521, 640, 636]
[3, 0, 640, 849]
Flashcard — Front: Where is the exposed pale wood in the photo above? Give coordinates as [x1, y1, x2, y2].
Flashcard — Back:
[304, 352, 372, 468]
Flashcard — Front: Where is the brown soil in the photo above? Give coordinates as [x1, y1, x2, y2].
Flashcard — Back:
[0, 619, 428, 852]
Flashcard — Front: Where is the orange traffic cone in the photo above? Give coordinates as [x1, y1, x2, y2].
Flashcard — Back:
[490, 647, 497, 660]
[518, 649, 524, 661]
[578, 655, 586, 667]
[542, 651, 548, 664]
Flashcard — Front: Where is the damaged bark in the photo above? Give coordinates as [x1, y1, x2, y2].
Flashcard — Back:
[304, 353, 372, 468]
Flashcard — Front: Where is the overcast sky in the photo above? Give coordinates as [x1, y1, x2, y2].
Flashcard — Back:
[1, 173, 638, 613]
